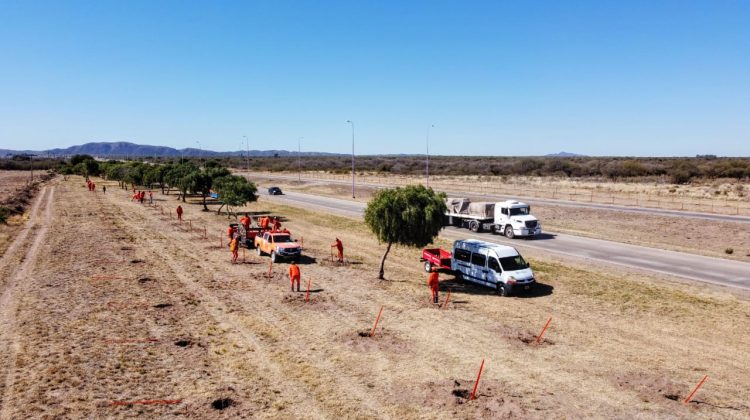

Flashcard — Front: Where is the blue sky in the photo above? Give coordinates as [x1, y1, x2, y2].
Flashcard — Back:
[1, 1, 748, 156]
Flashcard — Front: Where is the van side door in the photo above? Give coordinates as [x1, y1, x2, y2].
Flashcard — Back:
[452, 248, 472, 280]
[469, 251, 488, 286]
[487, 256, 503, 287]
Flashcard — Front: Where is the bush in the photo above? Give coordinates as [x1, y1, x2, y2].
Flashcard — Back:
[725, 248, 734, 255]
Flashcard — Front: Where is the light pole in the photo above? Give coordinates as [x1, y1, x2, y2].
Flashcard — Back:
[297, 137, 303, 182]
[346, 120, 355, 198]
[242, 135, 250, 172]
[426, 124, 434, 187]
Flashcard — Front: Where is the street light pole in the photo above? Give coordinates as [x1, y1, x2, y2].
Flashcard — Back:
[346, 120, 355, 198]
[426, 124, 434, 187]
[297, 137, 303, 182]
[243, 135, 250, 172]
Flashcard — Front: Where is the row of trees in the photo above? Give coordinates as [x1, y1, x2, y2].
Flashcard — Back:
[59, 155, 258, 214]
[229, 155, 750, 183]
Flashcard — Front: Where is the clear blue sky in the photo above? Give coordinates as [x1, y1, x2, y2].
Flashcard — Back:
[1, 1, 748, 156]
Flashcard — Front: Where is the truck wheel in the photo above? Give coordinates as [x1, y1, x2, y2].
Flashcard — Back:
[470, 221, 480, 232]
[496, 284, 509, 297]
[424, 261, 432, 272]
[257, 247, 263, 256]
[504, 225, 515, 239]
[270, 251, 277, 263]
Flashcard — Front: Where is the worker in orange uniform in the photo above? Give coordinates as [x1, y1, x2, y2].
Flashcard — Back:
[240, 214, 251, 230]
[331, 238, 344, 263]
[427, 268, 440, 304]
[227, 225, 236, 242]
[260, 216, 270, 229]
[176, 205, 183, 221]
[289, 260, 301, 292]
[272, 217, 281, 232]
[230, 236, 239, 264]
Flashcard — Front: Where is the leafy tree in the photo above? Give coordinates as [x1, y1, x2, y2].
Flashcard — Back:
[186, 167, 231, 211]
[364, 185, 447, 280]
[144, 164, 171, 193]
[70, 154, 95, 166]
[165, 163, 196, 201]
[212, 175, 258, 215]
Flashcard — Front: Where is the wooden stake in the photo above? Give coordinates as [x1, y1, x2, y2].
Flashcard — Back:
[470, 359, 485, 400]
[189, 220, 192, 231]
[370, 305, 384, 337]
[204, 227, 207, 239]
[535, 317, 552, 345]
[441, 288, 452, 309]
[305, 279, 311, 302]
[267, 259, 273, 277]
[683, 375, 708, 404]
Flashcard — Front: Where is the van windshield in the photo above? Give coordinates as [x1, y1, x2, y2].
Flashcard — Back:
[509, 207, 530, 216]
[499, 255, 528, 271]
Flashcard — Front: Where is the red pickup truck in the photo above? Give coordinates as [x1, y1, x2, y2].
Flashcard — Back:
[420, 248, 453, 273]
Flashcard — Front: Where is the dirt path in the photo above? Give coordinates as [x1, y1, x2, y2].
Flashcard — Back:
[0, 185, 54, 417]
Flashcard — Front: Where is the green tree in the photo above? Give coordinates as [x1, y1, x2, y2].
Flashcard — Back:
[165, 163, 197, 202]
[364, 185, 447, 280]
[186, 167, 231, 211]
[212, 175, 258, 215]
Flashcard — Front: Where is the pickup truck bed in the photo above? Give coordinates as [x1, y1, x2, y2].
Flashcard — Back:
[421, 248, 452, 272]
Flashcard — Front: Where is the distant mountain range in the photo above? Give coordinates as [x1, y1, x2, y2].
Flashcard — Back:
[0, 141, 343, 158]
[0, 142, 586, 158]
[545, 151, 585, 157]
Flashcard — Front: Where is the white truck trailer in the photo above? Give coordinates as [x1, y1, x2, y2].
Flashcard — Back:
[444, 198, 542, 238]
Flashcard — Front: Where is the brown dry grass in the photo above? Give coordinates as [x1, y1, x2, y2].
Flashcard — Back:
[0, 171, 33, 202]
[0, 176, 748, 418]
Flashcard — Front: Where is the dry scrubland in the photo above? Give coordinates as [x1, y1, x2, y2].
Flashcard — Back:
[0, 176, 749, 418]
[0, 171, 46, 256]
[249, 176, 750, 262]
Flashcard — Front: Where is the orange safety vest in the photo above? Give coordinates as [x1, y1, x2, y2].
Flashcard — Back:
[289, 264, 300, 279]
[230, 239, 238, 252]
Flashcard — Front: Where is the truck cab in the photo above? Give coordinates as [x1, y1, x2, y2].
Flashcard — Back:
[451, 239, 535, 296]
[494, 201, 541, 239]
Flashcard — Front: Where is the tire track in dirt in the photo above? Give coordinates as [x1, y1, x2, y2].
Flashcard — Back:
[106, 190, 393, 418]
[0, 186, 54, 418]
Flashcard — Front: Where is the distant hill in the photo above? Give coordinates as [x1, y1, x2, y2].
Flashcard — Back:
[0, 141, 343, 158]
[545, 151, 585, 157]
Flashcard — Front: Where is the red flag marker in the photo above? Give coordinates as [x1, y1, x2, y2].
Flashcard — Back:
[305, 279, 311, 302]
[441, 288, 452, 309]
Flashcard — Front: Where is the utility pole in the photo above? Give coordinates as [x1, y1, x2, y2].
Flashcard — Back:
[346, 120, 355, 198]
[297, 137, 303, 182]
[243, 135, 250, 172]
[426, 124, 434, 187]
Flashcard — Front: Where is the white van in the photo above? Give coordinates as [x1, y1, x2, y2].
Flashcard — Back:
[451, 239, 535, 296]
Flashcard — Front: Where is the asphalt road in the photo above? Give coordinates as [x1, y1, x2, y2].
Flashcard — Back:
[250, 172, 750, 223]
[265, 189, 750, 291]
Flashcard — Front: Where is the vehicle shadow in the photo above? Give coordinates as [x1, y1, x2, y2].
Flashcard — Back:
[295, 255, 317, 265]
[439, 277, 554, 298]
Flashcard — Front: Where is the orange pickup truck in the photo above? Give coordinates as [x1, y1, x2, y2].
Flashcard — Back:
[254, 231, 302, 262]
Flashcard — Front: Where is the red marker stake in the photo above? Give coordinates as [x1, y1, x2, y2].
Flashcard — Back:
[267, 260, 273, 277]
[305, 279, 311, 302]
[441, 288, 452, 309]
[535, 317, 553, 345]
[220, 235, 223, 248]
[370, 305, 384, 337]
[683, 375, 708, 405]
[470, 359, 485, 400]
[204, 227, 207, 239]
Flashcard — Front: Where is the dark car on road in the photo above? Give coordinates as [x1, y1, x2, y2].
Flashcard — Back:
[268, 187, 283, 195]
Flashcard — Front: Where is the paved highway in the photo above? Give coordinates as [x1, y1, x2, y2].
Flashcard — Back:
[265, 189, 750, 291]
[248, 172, 750, 224]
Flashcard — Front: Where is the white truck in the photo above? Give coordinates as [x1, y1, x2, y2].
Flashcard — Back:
[444, 198, 542, 238]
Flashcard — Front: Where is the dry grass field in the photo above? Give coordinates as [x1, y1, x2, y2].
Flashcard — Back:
[249, 176, 750, 262]
[1, 176, 749, 418]
[0, 170, 40, 257]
